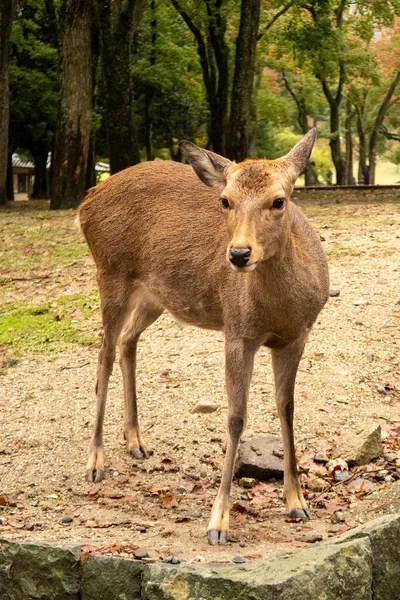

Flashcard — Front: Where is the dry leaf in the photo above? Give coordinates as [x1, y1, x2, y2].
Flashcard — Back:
[162, 496, 178, 509]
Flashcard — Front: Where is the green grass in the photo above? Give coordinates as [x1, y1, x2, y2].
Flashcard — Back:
[0, 293, 99, 353]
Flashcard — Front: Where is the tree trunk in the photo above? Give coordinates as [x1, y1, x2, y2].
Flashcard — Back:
[51, 0, 93, 209]
[97, 0, 143, 174]
[32, 148, 49, 198]
[228, 0, 261, 161]
[0, 0, 16, 205]
[344, 98, 355, 185]
[6, 151, 14, 200]
[329, 102, 344, 185]
[86, 131, 96, 189]
[367, 71, 400, 185]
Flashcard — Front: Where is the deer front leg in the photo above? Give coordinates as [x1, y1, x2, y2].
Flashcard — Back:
[207, 337, 256, 545]
[271, 331, 310, 519]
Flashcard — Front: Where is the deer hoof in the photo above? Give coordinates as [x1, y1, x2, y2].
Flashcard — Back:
[289, 507, 311, 520]
[86, 468, 104, 483]
[208, 528, 228, 546]
[129, 447, 149, 460]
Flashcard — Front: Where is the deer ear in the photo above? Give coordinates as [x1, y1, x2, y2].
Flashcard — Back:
[283, 128, 317, 181]
[179, 141, 232, 189]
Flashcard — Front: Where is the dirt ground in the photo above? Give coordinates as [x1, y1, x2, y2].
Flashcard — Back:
[0, 189, 400, 564]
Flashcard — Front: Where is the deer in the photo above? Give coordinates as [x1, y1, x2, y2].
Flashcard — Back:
[76, 128, 329, 545]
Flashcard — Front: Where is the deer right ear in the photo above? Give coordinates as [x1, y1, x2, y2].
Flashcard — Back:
[179, 141, 232, 189]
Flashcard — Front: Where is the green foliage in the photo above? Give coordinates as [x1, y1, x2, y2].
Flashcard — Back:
[9, 0, 59, 154]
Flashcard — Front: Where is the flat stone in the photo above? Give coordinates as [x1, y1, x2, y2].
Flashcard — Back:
[333, 424, 382, 466]
[235, 436, 284, 480]
[329, 289, 340, 297]
[142, 537, 372, 599]
[332, 514, 400, 600]
[81, 554, 142, 600]
[0, 539, 80, 600]
[190, 401, 218, 414]
[133, 548, 149, 560]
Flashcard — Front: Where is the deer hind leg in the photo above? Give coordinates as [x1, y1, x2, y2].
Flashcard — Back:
[86, 282, 131, 483]
[271, 331, 310, 519]
[207, 337, 256, 545]
[119, 291, 163, 459]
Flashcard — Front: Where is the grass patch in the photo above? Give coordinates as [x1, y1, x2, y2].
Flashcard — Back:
[0, 293, 99, 353]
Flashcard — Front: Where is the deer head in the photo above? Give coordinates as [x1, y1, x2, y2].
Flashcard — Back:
[180, 129, 316, 271]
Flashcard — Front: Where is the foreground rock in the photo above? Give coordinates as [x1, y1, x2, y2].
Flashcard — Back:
[235, 436, 284, 480]
[333, 424, 382, 466]
[1, 514, 400, 599]
[143, 538, 372, 600]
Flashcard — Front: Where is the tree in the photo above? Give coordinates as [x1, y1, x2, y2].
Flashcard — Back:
[132, 0, 207, 160]
[352, 18, 400, 183]
[0, 0, 17, 204]
[171, 0, 294, 159]
[51, 0, 93, 209]
[96, 0, 144, 174]
[9, 0, 59, 199]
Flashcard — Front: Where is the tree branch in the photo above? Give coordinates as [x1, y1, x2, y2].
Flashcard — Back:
[257, 1, 295, 41]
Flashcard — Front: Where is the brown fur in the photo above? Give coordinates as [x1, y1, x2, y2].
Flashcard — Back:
[77, 130, 329, 545]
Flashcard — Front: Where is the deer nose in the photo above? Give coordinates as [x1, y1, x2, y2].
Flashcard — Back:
[229, 247, 251, 268]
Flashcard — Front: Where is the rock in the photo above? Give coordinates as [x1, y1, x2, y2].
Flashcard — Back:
[142, 537, 372, 600]
[177, 486, 187, 494]
[354, 299, 367, 306]
[332, 514, 400, 600]
[187, 509, 202, 519]
[0, 539, 81, 599]
[163, 557, 180, 565]
[133, 549, 149, 560]
[24, 522, 34, 531]
[232, 556, 246, 564]
[307, 476, 331, 493]
[333, 469, 351, 482]
[329, 289, 340, 297]
[333, 424, 382, 466]
[375, 384, 387, 396]
[238, 477, 257, 488]
[235, 436, 284, 480]
[314, 440, 330, 463]
[81, 554, 143, 599]
[191, 401, 218, 414]
[61, 515, 73, 525]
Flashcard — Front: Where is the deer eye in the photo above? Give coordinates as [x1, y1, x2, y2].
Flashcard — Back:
[272, 198, 285, 210]
[220, 197, 230, 209]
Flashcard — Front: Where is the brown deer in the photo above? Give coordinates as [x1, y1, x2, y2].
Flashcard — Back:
[76, 129, 329, 545]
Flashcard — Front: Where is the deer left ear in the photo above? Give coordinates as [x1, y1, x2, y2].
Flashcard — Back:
[283, 128, 317, 181]
[179, 141, 232, 189]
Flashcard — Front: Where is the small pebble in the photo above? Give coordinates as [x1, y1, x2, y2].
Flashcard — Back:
[60, 515, 73, 525]
[163, 556, 180, 564]
[232, 556, 246, 564]
[329, 289, 340, 297]
[188, 509, 202, 519]
[375, 384, 387, 396]
[24, 522, 34, 531]
[133, 549, 149, 559]
[177, 486, 187, 494]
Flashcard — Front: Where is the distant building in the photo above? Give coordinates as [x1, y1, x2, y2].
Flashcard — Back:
[11, 154, 110, 198]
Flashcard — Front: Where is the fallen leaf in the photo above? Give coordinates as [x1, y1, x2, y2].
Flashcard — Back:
[319, 404, 334, 414]
[191, 484, 204, 494]
[291, 540, 311, 548]
[161, 457, 175, 464]
[162, 496, 179, 509]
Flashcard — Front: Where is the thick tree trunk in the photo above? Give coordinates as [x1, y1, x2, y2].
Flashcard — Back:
[0, 0, 16, 205]
[6, 152, 14, 200]
[51, 0, 93, 209]
[32, 148, 49, 198]
[97, 0, 143, 174]
[228, 0, 261, 161]
[86, 131, 96, 189]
